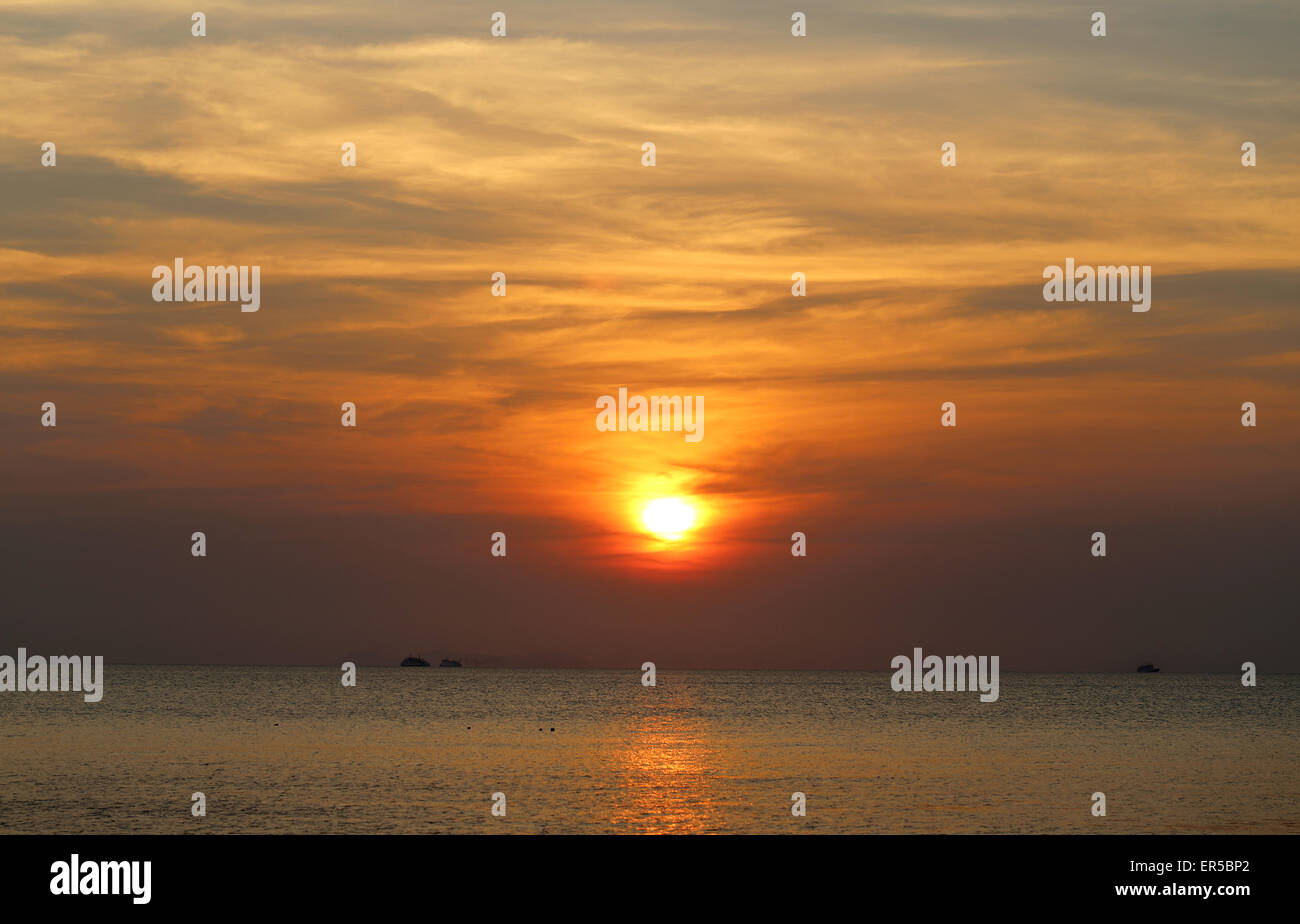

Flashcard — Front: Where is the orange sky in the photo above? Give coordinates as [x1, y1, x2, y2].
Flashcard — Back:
[1, 0, 1297, 668]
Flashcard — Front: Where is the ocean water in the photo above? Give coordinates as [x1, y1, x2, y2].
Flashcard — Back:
[0, 667, 1295, 834]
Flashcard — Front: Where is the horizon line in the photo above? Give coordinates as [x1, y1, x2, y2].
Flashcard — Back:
[80, 662, 1285, 674]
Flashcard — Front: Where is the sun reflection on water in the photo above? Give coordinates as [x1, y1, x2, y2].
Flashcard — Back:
[606, 711, 723, 834]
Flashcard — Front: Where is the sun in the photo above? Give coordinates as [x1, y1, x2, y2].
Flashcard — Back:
[640, 497, 697, 541]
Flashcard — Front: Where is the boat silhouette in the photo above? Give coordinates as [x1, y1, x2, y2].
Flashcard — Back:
[1136, 663, 1160, 673]
[400, 655, 431, 667]
[439, 658, 462, 668]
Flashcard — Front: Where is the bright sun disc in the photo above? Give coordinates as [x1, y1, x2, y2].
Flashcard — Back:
[641, 497, 696, 540]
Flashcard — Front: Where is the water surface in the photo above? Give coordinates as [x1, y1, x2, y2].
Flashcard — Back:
[1, 668, 1294, 834]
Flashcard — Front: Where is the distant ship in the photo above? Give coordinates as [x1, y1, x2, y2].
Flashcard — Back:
[439, 658, 462, 668]
[400, 655, 431, 667]
[1136, 663, 1160, 673]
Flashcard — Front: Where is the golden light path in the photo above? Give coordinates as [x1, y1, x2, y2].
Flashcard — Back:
[640, 498, 696, 541]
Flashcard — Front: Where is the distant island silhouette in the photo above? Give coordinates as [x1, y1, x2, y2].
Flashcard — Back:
[398, 655, 461, 667]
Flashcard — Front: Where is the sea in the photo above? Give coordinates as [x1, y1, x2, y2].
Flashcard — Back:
[1, 667, 1295, 834]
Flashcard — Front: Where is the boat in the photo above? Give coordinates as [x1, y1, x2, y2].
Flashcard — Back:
[439, 658, 462, 668]
[400, 655, 431, 667]
[1136, 663, 1160, 673]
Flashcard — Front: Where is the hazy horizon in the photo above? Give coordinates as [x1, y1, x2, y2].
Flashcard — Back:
[12, 660, 1291, 674]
